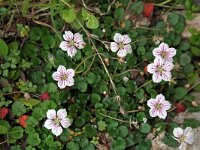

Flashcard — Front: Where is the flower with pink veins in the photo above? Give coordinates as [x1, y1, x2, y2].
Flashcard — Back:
[52, 65, 74, 89]
[153, 42, 176, 62]
[173, 127, 194, 150]
[147, 57, 174, 83]
[44, 109, 71, 136]
[59, 31, 85, 58]
[110, 33, 132, 58]
[147, 94, 171, 119]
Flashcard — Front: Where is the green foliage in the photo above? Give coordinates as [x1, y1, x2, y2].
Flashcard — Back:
[1, 1, 200, 150]
[0, 39, 8, 56]
[12, 101, 26, 117]
[0, 120, 10, 134]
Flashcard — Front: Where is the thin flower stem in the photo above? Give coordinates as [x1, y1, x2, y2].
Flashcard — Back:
[98, 112, 129, 123]
[83, 55, 96, 75]
[131, 37, 153, 44]
[0, 139, 7, 145]
[112, 69, 139, 77]
[187, 80, 200, 92]
[135, 80, 152, 93]
[76, 19, 118, 96]
[60, 0, 71, 8]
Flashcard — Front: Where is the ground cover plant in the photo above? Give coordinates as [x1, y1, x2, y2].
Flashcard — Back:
[0, 0, 200, 149]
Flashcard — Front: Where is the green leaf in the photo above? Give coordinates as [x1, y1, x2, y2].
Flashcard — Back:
[184, 118, 200, 128]
[137, 112, 146, 122]
[191, 46, 200, 56]
[167, 13, 179, 26]
[60, 8, 76, 23]
[91, 93, 101, 104]
[77, 81, 87, 92]
[112, 137, 126, 150]
[130, 1, 144, 14]
[87, 72, 96, 84]
[12, 101, 26, 117]
[174, 87, 187, 100]
[162, 135, 178, 147]
[98, 121, 107, 131]
[114, 7, 124, 21]
[27, 133, 41, 146]
[82, 9, 99, 29]
[67, 142, 80, 150]
[0, 120, 10, 134]
[19, 98, 40, 107]
[85, 125, 97, 138]
[139, 123, 151, 134]
[8, 126, 24, 143]
[0, 38, 8, 56]
[118, 126, 128, 137]
[180, 53, 191, 66]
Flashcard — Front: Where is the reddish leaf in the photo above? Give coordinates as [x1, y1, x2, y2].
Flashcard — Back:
[39, 92, 50, 101]
[175, 103, 186, 113]
[143, 3, 154, 17]
[0, 107, 9, 119]
[19, 115, 29, 128]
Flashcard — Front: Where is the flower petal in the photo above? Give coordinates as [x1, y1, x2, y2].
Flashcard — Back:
[66, 69, 75, 78]
[163, 61, 174, 71]
[157, 109, 167, 119]
[47, 109, 56, 119]
[110, 42, 119, 52]
[59, 41, 70, 51]
[113, 33, 123, 43]
[184, 127, 194, 144]
[58, 80, 67, 89]
[152, 73, 162, 83]
[154, 57, 164, 67]
[147, 98, 156, 108]
[67, 46, 77, 58]
[74, 33, 85, 49]
[51, 125, 63, 136]
[117, 49, 127, 58]
[173, 127, 184, 138]
[57, 65, 67, 75]
[57, 109, 67, 119]
[179, 142, 187, 150]
[153, 47, 162, 57]
[44, 119, 55, 130]
[60, 118, 71, 128]
[122, 35, 131, 44]
[65, 78, 74, 86]
[147, 63, 156, 74]
[162, 71, 172, 82]
[149, 108, 158, 117]
[52, 72, 60, 81]
[63, 31, 74, 41]
[167, 48, 176, 58]
[124, 44, 132, 54]
[159, 42, 169, 51]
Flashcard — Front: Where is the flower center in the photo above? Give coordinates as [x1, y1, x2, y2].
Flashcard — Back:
[60, 74, 68, 80]
[155, 103, 162, 110]
[54, 117, 60, 126]
[161, 51, 167, 58]
[69, 40, 75, 46]
[180, 135, 186, 142]
[157, 66, 164, 73]
[119, 42, 124, 49]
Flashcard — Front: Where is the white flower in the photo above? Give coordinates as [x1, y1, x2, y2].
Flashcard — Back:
[147, 57, 174, 83]
[173, 127, 194, 150]
[110, 33, 132, 58]
[52, 65, 75, 89]
[153, 42, 176, 62]
[44, 109, 71, 136]
[59, 31, 85, 58]
[147, 94, 171, 119]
